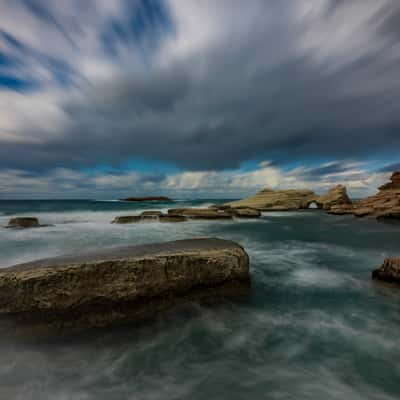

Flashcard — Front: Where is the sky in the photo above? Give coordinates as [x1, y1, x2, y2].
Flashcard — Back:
[0, 0, 399, 199]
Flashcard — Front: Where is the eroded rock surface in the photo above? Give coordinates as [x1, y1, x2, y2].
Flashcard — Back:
[225, 185, 351, 211]
[329, 172, 400, 221]
[372, 258, 400, 284]
[167, 208, 233, 219]
[317, 185, 352, 210]
[0, 238, 250, 336]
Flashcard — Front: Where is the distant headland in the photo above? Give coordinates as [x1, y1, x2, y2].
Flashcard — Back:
[119, 196, 172, 202]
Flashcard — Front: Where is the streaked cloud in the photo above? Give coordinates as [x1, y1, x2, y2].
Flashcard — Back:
[0, 0, 399, 196]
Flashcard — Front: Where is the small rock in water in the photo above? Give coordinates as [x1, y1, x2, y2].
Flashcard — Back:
[372, 258, 400, 284]
[6, 217, 40, 228]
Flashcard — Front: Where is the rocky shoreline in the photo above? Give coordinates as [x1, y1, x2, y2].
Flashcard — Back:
[328, 172, 400, 222]
[4, 172, 399, 229]
[0, 238, 250, 337]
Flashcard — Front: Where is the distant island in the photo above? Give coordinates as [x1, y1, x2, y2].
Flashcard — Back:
[120, 196, 172, 202]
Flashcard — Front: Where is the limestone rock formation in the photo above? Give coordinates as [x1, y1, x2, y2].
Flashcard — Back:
[6, 217, 41, 228]
[372, 258, 400, 284]
[225, 185, 351, 211]
[226, 189, 316, 211]
[335, 172, 400, 221]
[0, 238, 250, 336]
[317, 185, 352, 210]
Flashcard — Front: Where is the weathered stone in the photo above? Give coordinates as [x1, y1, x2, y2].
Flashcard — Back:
[327, 204, 354, 215]
[226, 189, 316, 210]
[0, 239, 250, 336]
[343, 172, 400, 221]
[6, 217, 40, 228]
[168, 208, 233, 220]
[376, 207, 400, 223]
[318, 185, 352, 210]
[225, 185, 351, 211]
[372, 258, 400, 284]
[140, 211, 163, 217]
[111, 216, 141, 224]
[229, 208, 261, 218]
[353, 207, 374, 217]
[159, 215, 187, 223]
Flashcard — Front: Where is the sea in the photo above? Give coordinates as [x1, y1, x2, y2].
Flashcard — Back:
[0, 199, 399, 400]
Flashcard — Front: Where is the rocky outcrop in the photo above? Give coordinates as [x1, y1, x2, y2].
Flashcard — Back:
[229, 208, 261, 218]
[120, 196, 171, 202]
[6, 217, 41, 228]
[226, 189, 316, 210]
[327, 204, 354, 215]
[112, 216, 142, 224]
[210, 205, 262, 218]
[225, 185, 351, 211]
[168, 208, 233, 220]
[0, 238, 250, 336]
[329, 172, 400, 222]
[317, 185, 352, 210]
[112, 211, 187, 224]
[159, 215, 187, 223]
[376, 207, 400, 222]
[372, 258, 400, 284]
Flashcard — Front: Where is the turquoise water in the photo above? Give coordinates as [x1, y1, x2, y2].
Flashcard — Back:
[0, 200, 400, 399]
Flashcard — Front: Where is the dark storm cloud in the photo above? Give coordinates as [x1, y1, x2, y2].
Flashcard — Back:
[0, 0, 399, 173]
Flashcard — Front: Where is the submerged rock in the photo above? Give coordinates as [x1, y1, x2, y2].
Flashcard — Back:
[372, 258, 400, 284]
[0, 238, 250, 336]
[6, 217, 41, 228]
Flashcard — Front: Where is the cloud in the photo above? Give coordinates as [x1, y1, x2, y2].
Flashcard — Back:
[0, 159, 391, 199]
[0, 0, 399, 195]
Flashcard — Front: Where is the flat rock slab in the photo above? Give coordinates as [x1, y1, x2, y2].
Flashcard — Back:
[0, 238, 250, 337]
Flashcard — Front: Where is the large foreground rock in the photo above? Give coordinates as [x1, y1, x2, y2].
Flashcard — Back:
[0, 238, 250, 336]
[372, 258, 400, 284]
[225, 185, 351, 211]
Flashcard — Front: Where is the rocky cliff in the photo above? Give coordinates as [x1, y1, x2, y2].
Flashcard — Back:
[329, 172, 400, 221]
[225, 185, 351, 211]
